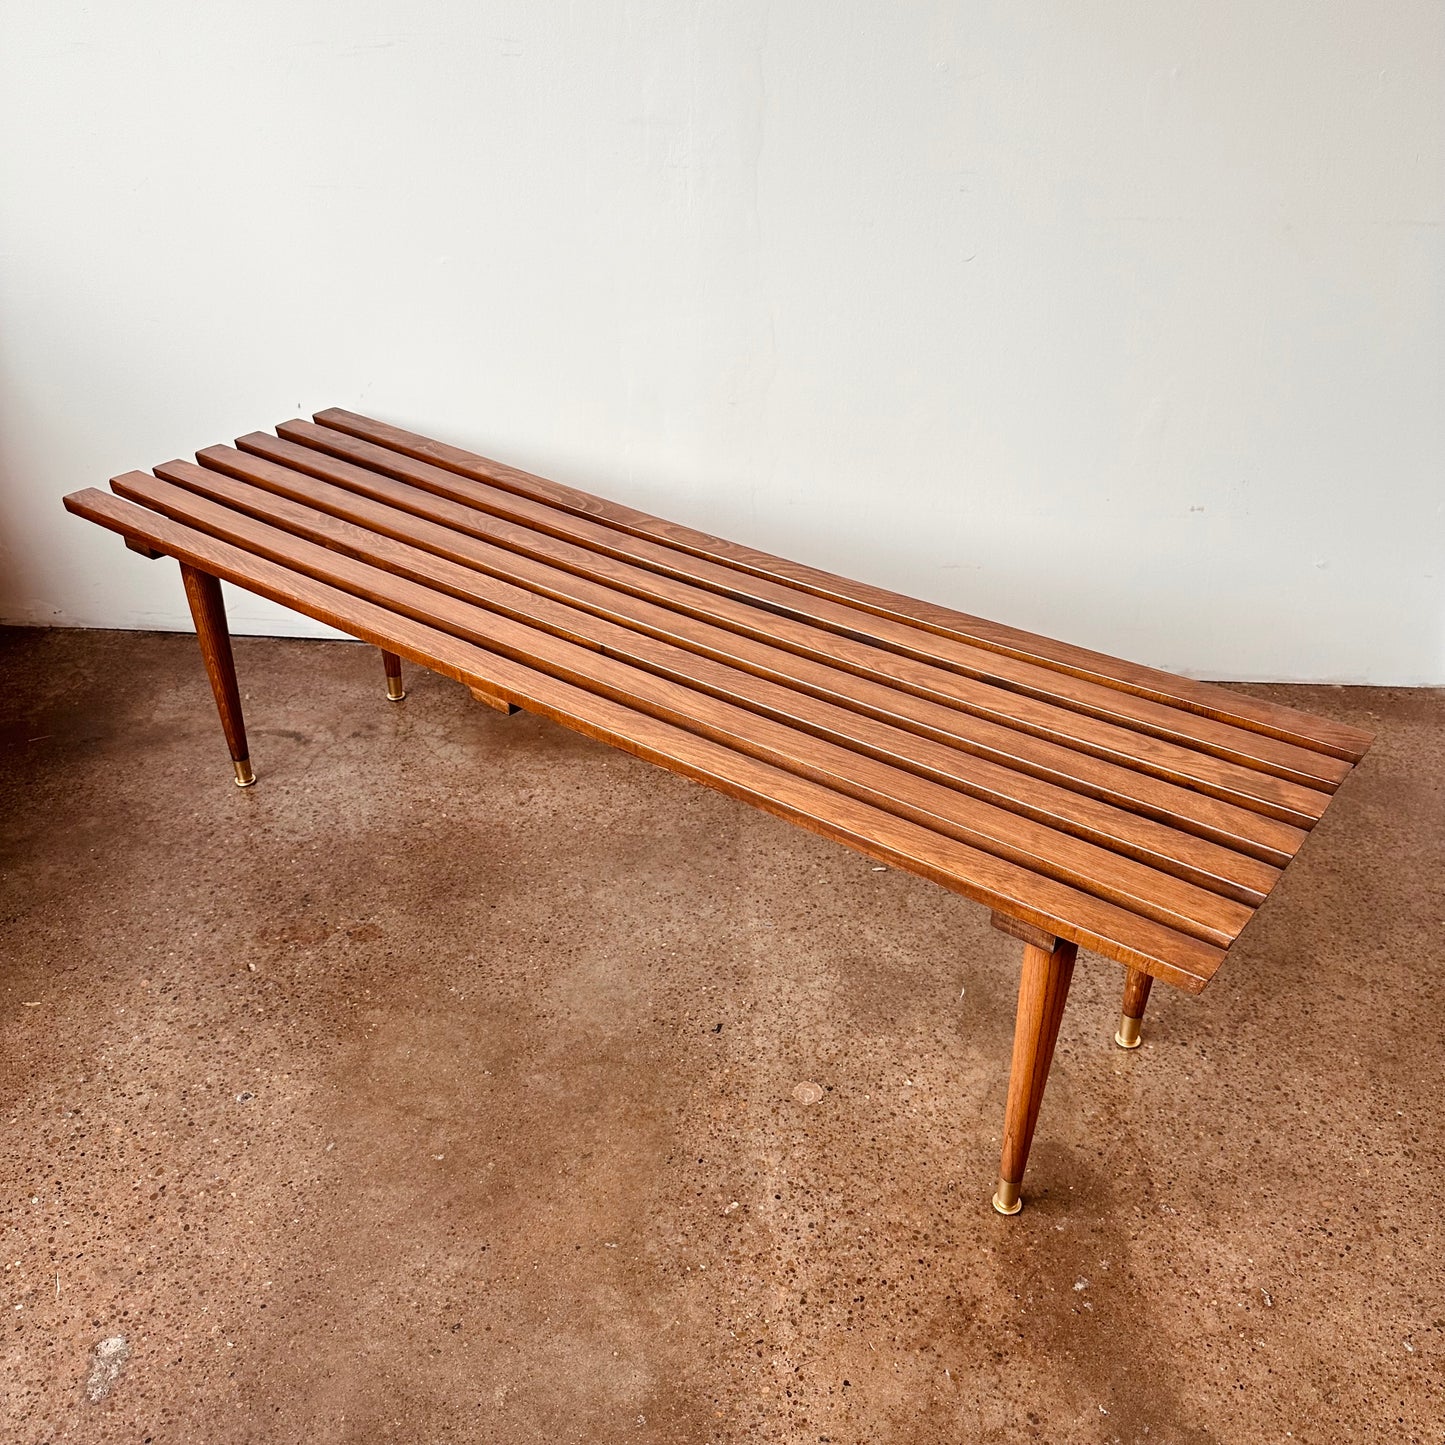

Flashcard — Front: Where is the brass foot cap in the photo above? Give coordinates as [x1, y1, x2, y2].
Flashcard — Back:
[233, 759, 257, 788]
[1115, 1015, 1142, 1049]
[992, 1179, 1022, 1216]
[385, 682, 407, 701]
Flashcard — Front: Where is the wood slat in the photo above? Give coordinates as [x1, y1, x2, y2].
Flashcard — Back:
[235, 430, 1335, 828]
[176, 448, 1294, 890]
[62, 486, 1228, 991]
[111, 468, 1253, 946]
[312, 407, 1374, 764]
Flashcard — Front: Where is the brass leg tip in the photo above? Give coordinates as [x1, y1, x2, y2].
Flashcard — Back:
[992, 1179, 1022, 1216]
[1115, 1015, 1142, 1049]
[233, 759, 257, 788]
[385, 680, 407, 701]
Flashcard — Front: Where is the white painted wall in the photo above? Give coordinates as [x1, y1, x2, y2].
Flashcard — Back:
[2, 2, 1441, 682]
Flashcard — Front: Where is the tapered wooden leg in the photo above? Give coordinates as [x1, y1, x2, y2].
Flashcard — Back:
[179, 563, 255, 787]
[1115, 967, 1154, 1049]
[993, 935, 1077, 1215]
[381, 649, 406, 701]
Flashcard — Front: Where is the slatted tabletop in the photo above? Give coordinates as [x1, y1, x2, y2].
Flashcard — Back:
[65, 410, 1372, 994]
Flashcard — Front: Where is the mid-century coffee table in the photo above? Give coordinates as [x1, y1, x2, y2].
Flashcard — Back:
[64, 410, 1372, 1214]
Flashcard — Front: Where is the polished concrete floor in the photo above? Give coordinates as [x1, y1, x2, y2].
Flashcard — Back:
[1, 625, 1441, 1443]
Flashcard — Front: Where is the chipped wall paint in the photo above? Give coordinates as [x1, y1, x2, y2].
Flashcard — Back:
[1, 2, 1441, 682]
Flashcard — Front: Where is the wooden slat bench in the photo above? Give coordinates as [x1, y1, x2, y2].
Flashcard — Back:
[63, 410, 1373, 1215]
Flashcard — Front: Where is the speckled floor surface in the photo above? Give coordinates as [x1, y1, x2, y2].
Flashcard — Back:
[1, 625, 1441, 1443]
